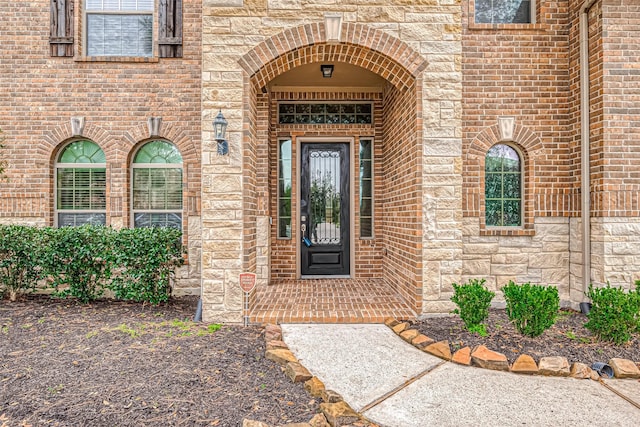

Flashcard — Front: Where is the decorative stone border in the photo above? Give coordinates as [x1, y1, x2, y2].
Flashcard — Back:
[384, 318, 640, 380]
[243, 324, 379, 427]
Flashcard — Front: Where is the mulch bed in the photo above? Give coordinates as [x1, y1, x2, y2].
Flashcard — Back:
[413, 308, 640, 367]
[0, 296, 318, 427]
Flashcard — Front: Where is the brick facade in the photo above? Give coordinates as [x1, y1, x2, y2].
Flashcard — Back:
[4, 0, 640, 321]
[0, 1, 202, 293]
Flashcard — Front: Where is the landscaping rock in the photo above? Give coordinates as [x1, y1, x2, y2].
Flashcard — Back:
[322, 389, 343, 404]
[266, 340, 289, 351]
[590, 370, 601, 381]
[391, 322, 409, 334]
[424, 340, 451, 360]
[400, 329, 420, 343]
[285, 362, 313, 383]
[538, 357, 570, 377]
[384, 318, 399, 328]
[471, 345, 509, 371]
[265, 324, 282, 342]
[243, 420, 271, 427]
[279, 424, 311, 427]
[451, 347, 471, 366]
[411, 334, 434, 349]
[570, 362, 592, 379]
[608, 358, 640, 379]
[510, 354, 538, 375]
[320, 401, 360, 427]
[304, 376, 326, 397]
[308, 413, 331, 427]
[265, 349, 297, 366]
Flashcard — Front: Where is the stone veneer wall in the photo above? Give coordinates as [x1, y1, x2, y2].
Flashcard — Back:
[463, 217, 570, 306]
[201, 0, 463, 320]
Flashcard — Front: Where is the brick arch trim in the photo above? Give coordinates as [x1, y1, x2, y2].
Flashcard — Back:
[43, 121, 116, 165]
[122, 122, 200, 165]
[239, 22, 428, 90]
[463, 124, 542, 228]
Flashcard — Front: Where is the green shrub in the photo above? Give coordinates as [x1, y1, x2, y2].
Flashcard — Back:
[502, 281, 559, 337]
[109, 227, 184, 304]
[585, 283, 640, 345]
[0, 225, 46, 300]
[41, 225, 115, 303]
[451, 279, 495, 335]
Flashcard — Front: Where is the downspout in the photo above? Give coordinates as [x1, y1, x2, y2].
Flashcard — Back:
[580, 0, 598, 300]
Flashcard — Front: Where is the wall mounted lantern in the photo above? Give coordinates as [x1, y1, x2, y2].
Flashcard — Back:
[213, 110, 228, 155]
[320, 64, 334, 78]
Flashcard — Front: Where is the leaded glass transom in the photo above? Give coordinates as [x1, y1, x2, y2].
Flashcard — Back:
[485, 144, 522, 227]
[279, 103, 372, 125]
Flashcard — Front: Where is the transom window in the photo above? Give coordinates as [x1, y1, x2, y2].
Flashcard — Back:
[132, 141, 183, 229]
[279, 103, 372, 125]
[55, 140, 107, 227]
[85, 0, 154, 57]
[485, 144, 522, 227]
[475, 0, 533, 24]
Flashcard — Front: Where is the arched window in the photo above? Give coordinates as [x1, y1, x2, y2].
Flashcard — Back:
[132, 140, 183, 229]
[485, 144, 522, 227]
[55, 140, 107, 227]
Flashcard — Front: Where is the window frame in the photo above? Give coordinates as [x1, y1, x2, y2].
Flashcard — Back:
[359, 137, 374, 239]
[470, 0, 537, 27]
[83, 0, 155, 58]
[130, 140, 184, 230]
[277, 138, 293, 239]
[54, 140, 107, 228]
[484, 143, 524, 229]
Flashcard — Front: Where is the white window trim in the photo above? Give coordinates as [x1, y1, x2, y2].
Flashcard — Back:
[83, 0, 156, 58]
[54, 162, 107, 228]
[484, 142, 525, 229]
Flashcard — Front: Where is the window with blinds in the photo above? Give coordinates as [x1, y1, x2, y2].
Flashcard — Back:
[132, 140, 183, 230]
[85, 0, 154, 57]
[55, 140, 107, 227]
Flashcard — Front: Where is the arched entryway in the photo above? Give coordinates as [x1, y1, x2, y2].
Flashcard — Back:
[240, 22, 428, 323]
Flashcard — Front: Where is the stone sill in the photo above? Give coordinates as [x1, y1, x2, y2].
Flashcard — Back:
[74, 56, 159, 63]
[480, 228, 535, 237]
[468, 23, 548, 32]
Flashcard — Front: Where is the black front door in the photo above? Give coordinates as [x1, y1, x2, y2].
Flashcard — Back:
[300, 143, 350, 276]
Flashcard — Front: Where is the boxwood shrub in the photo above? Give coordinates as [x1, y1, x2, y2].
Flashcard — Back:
[502, 281, 559, 337]
[585, 282, 640, 345]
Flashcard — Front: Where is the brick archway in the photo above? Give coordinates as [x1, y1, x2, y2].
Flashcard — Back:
[241, 22, 427, 322]
[239, 22, 428, 91]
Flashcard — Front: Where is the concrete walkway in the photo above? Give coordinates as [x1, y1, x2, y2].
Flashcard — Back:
[282, 324, 640, 427]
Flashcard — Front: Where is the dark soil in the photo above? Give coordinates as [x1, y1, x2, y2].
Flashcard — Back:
[0, 295, 318, 427]
[413, 309, 640, 366]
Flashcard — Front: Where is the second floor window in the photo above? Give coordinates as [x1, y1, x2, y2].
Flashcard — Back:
[85, 0, 154, 57]
[475, 0, 532, 24]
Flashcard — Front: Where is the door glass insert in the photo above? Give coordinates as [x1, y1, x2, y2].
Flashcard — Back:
[309, 149, 341, 245]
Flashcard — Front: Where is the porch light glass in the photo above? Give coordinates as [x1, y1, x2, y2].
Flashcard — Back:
[213, 110, 229, 155]
[321, 64, 334, 78]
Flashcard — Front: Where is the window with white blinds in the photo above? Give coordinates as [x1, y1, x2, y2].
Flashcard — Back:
[85, 0, 154, 57]
[132, 141, 183, 230]
[55, 140, 107, 227]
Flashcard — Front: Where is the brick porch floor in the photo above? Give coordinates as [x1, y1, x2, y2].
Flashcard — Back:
[249, 279, 416, 324]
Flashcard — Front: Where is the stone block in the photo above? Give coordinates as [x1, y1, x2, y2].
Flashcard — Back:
[424, 340, 452, 360]
[319, 401, 359, 427]
[411, 334, 434, 349]
[538, 357, 570, 377]
[285, 362, 313, 383]
[265, 349, 297, 366]
[608, 358, 640, 379]
[304, 376, 326, 398]
[392, 322, 409, 334]
[452, 346, 471, 365]
[471, 345, 509, 371]
[400, 329, 420, 343]
[309, 413, 330, 427]
[265, 324, 282, 341]
[384, 318, 399, 328]
[266, 340, 288, 351]
[570, 362, 593, 379]
[511, 354, 538, 375]
[242, 420, 270, 427]
[321, 389, 343, 404]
